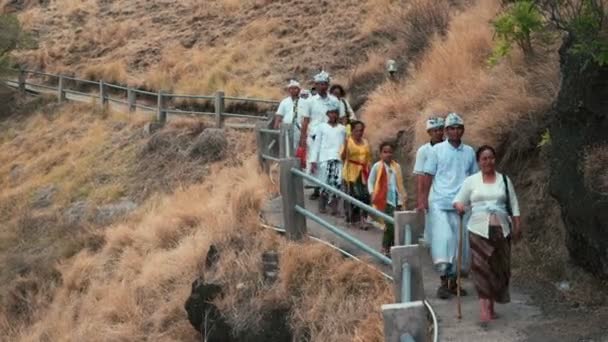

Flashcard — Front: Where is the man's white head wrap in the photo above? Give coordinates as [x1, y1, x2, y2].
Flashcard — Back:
[326, 98, 340, 113]
[445, 112, 464, 127]
[286, 80, 300, 89]
[426, 117, 445, 130]
[313, 71, 330, 83]
[300, 89, 310, 96]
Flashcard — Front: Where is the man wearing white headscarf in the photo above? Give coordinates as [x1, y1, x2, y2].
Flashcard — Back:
[414, 116, 445, 244]
[274, 80, 308, 149]
[422, 112, 477, 300]
[300, 71, 345, 199]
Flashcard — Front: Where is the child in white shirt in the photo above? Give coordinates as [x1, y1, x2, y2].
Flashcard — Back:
[311, 103, 346, 215]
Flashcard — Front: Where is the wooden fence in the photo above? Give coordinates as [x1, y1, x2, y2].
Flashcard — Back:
[1, 68, 280, 128]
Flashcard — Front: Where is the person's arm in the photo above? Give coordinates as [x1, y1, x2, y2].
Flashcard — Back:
[419, 149, 438, 211]
[367, 163, 378, 198]
[274, 100, 285, 129]
[340, 135, 348, 161]
[310, 126, 323, 172]
[299, 117, 310, 147]
[453, 177, 473, 215]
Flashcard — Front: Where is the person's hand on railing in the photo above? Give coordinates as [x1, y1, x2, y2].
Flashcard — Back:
[310, 162, 317, 174]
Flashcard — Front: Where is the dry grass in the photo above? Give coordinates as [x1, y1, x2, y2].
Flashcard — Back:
[1, 157, 392, 341]
[361, 0, 559, 150]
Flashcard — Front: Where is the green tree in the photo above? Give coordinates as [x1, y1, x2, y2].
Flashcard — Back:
[0, 14, 34, 74]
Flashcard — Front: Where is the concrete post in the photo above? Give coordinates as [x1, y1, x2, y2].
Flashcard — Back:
[214, 91, 224, 128]
[18, 68, 26, 94]
[280, 158, 307, 240]
[390, 245, 425, 302]
[57, 75, 66, 103]
[394, 211, 425, 246]
[127, 88, 136, 112]
[255, 121, 266, 171]
[99, 80, 108, 107]
[382, 301, 428, 342]
[157, 90, 167, 125]
[279, 123, 292, 158]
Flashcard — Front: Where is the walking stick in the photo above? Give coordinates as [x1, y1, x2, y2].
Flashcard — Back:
[457, 213, 464, 320]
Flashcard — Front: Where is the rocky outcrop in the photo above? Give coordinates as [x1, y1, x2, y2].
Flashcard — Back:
[549, 36, 608, 277]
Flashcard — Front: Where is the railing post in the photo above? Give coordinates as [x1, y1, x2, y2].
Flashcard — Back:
[99, 80, 108, 107]
[279, 123, 292, 158]
[57, 75, 66, 103]
[214, 91, 224, 128]
[18, 68, 26, 94]
[255, 122, 266, 170]
[382, 301, 428, 342]
[390, 245, 425, 302]
[127, 88, 136, 112]
[157, 90, 167, 125]
[394, 211, 424, 246]
[280, 158, 307, 240]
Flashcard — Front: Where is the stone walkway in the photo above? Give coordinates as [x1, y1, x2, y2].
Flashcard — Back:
[261, 190, 545, 342]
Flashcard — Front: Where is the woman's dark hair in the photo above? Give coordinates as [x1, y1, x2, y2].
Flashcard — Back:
[476, 145, 496, 161]
[329, 84, 346, 97]
[350, 120, 365, 130]
[379, 141, 394, 152]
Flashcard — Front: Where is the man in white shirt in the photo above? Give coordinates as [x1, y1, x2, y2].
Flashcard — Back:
[422, 112, 478, 300]
[300, 71, 345, 200]
[414, 116, 445, 244]
[274, 80, 309, 150]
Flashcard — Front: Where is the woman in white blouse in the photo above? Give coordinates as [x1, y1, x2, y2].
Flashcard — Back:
[453, 145, 521, 327]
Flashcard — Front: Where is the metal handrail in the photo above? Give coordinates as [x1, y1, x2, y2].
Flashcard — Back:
[401, 263, 411, 302]
[224, 96, 279, 105]
[165, 93, 215, 100]
[261, 154, 280, 162]
[291, 168, 394, 224]
[105, 83, 129, 91]
[294, 205, 392, 265]
[61, 75, 99, 85]
[259, 128, 280, 135]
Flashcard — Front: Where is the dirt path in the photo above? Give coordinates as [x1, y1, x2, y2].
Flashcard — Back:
[261, 190, 557, 341]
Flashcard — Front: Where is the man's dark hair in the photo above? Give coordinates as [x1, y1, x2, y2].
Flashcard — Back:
[350, 120, 365, 130]
[475, 145, 496, 161]
[379, 141, 394, 152]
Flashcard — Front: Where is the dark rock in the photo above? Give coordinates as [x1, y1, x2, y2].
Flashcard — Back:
[549, 36, 608, 278]
[9, 164, 23, 185]
[180, 35, 198, 49]
[205, 244, 219, 269]
[187, 128, 228, 161]
[184, 278, 232, 342]
[143, 122, 163, 136]
[31, 185, 56, 208]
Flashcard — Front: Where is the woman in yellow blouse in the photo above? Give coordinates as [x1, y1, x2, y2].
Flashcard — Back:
[341, 121, 372, 229]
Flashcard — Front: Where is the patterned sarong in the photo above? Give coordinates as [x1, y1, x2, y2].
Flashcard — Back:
[469, 225, 511, 303]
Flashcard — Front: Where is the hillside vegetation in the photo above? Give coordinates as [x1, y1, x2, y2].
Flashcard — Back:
[1, 0, 607, 340]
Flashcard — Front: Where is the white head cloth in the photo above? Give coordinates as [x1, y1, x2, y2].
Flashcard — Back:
[286, 80, 300, 88]
[313, 70, 330, 83]
[445, 112, 464, 127]
[300, 89, 310, 96]
[426, 117, 445, 130]
[326, 98, 340, 113]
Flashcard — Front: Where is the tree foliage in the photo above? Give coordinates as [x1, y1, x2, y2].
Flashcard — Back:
[0, 14, 33, 73]
[490, 0, 608, 66]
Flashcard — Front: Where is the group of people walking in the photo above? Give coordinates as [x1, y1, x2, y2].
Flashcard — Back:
[274, 71, 522, 326]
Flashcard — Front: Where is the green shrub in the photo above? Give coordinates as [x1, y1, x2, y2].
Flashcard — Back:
[489, 1, 544, 65]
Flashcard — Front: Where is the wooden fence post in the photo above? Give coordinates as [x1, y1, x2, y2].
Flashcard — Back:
[157, 90, 167, 125]
[18, 68, 26, 94]
[280, 158, 307, 240]
[127, 88, 136, 112]
[214, 91, 224, 128]
[99, 80, 108, 107]
[57, 75, 66, 103]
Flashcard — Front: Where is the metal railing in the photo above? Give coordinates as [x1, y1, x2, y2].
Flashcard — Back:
[255, 124, 437, 342]
[1, 67, 279, 128]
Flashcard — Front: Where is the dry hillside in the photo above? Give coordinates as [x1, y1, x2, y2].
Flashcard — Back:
[1, 0, 608, 341]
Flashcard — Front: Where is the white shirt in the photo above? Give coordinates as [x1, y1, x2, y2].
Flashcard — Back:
[453, 171, 520, 239]
[413, 142, 434, 175]
[367, 161, 402, 207]
[276, 96, 309, 129]
[311, 122, 346, 163]
[423, 140, 478, 210]
[307, 94, 346, 135]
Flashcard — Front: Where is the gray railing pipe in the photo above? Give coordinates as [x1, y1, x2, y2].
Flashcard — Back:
[401, 262, 411, 303]
[291, 168, 394, 224]
[294, 205, 392, 265]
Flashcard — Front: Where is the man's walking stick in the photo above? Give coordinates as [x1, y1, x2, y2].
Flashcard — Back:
[457, 213, 464, 320]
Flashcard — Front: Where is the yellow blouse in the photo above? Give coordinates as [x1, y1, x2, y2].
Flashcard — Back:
[342, 137, 372, 183]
